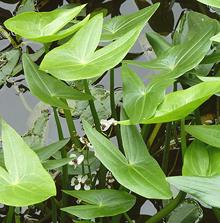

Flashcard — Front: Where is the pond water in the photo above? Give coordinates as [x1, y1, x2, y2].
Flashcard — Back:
[0, 0, 219, 221]
[0, 0, 184, 139]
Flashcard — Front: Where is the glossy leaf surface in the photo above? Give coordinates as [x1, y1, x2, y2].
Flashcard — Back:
[0, 119, 56, 206]
[126, 11, 219, 80]
[22, 53, 91, 109]
[35, 138, 69, 161]
[182, 140, 220, 176]
[4, 5, 87, 43]
[196, 0, 220, 8]
[167, 199, 203, 223]
[185, 125, 220, 148]
[62, 189, 136, 219]
[120, 81, 220, 125]
[40, 14, 142, 81]
[122, 65, 173, 123]
[167, 176, 220, 208]
[101, 3, 159, 41]
[167, 140, 220, 208]
[83, 120, 172, 199]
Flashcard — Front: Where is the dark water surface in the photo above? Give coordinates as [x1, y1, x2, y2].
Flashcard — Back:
[0, 0, 219, 221]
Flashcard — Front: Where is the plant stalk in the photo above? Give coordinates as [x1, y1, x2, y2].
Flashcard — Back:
[83, 80, 101, 132]
[6, 206, 14, 223]
[110, 69, 123, 151]
[124, 213, 133, 223]
[213, 208, 220, 223]
[180, 119, 187, 158]
[146, 191, 186, 223]
[162, 123, 172, 174]
[53, 108, 68, 223]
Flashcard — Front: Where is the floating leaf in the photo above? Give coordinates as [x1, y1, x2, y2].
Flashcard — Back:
[185, 125, 220, 148]
[0, 49, 20, 87]
[0, 119, 56, 206]
[40, 14, 143, 81]
[4, 5, 88, 43]
[23, 106, 50, 148]
[62, 189, 136, 219]
[22, 53, 91, 109]
[83, 118, 172, 199]
[101, 3, 159, 41]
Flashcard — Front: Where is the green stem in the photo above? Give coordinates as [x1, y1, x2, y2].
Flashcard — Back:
[146, 192, 186, 223]
[51, 198, 58, 223]
[6, 206, 14, 223]
[110, 69, 123, 151]
[83, 80, 102, 132]
[53, 107, 64, 140]
[194, 109, 201, 125]
[141, 124, 151, 141]
[124, 213, 133, 223]
[213, 208, 220, 223]
[162, 123, 172, 174]
[180, 119, 187, 158]
[53, 108, 68, 223]
[62, 103, 81, 149]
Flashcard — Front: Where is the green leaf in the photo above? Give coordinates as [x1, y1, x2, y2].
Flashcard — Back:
[4, 5, 87, 43]
[122, 64, 173, 123]
[101, 3, 159, 41]
[34, 138, 69, 161]
[22, 53, 91, 109]
[0, 49, 20, 87]
[182, 140, 220, 176]
[83, 119, 172, 199]
[40, 14, 143, 81]
[196, 0, 220, 8]
[0, 119, 56, 206]
[16, 0, 35, 14]
[167, 140, 220, 208]
[211, 32, 220, 43]
[23, 106, 50, 148]
[167, 176, 220, 208]
[167, 199, 203, 223]
[43, 158, 72, 170]
[120, 81, 220, 125]
[126, 14, 218, 80]
[146, 31, 171, 56]
[185, 125, 220, 148]
[62, 189, 136, 219]
[127, 33, 215, 80]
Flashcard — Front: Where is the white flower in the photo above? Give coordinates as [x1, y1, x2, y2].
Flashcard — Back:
[80, 136, 94, 150]
[100, 118, 117, 131]
[68, 153, 84, 168]
[71, 175, 90, 190]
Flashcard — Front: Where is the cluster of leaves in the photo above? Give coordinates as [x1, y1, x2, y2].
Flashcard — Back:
[0, 0, 220, 222]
